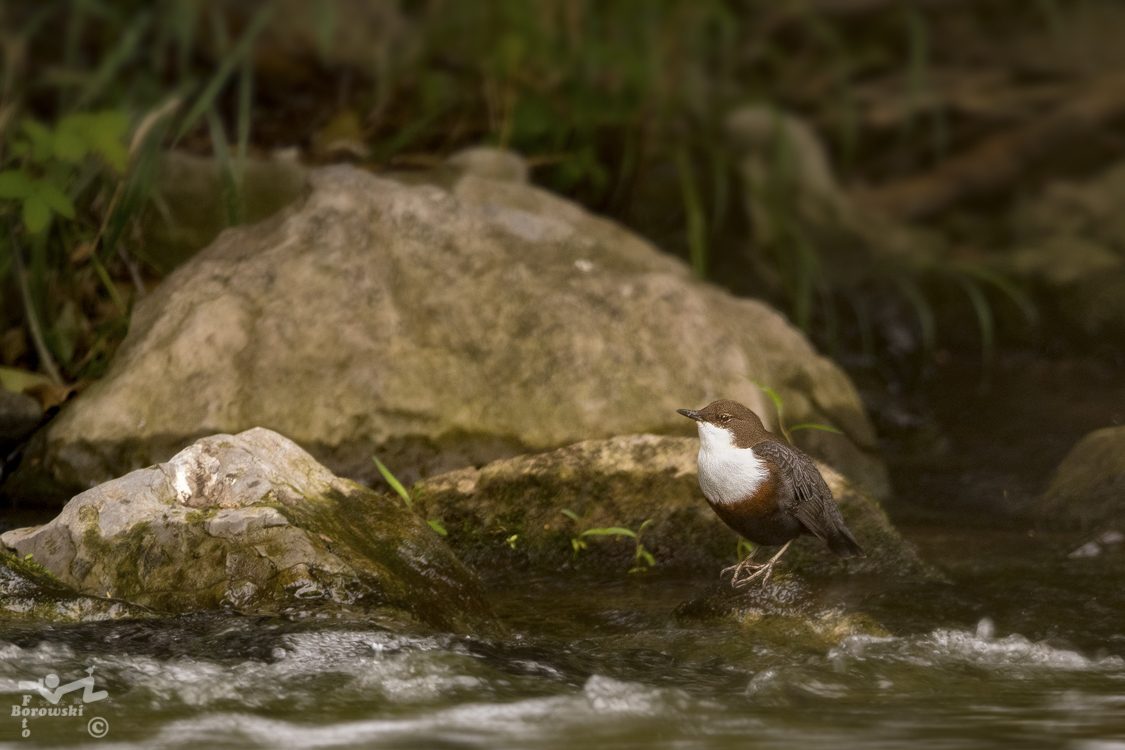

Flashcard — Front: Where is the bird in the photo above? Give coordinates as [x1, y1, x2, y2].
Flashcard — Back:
[677, 399, 863, 587]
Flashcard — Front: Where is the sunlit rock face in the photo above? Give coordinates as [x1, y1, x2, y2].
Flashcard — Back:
[412, 434, 930, 580]
[1037, 425, 1125, 529]
[1, 429, 494, 633]
[11, 152, 885, 500]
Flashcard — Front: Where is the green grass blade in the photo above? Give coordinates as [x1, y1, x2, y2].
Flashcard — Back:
[372, 456, 412, 509]
[427, 519, 448, 536]
[581, 527, 637, 538]
[206, 106, 240, 227]
[955, 275, 995, 392]
[894, 275, 936, 355]
[675, 146, 708, 280]
[236, 55, 253, 183]
[173, 6, 271, 145]
[91, 253, 127, 316]
[788, 423, 843, 435]
[952, 262, 1037, 327]
[73, 10, 152, 110]
[561, 509, 581, 523]
[749, 379, 785, 425]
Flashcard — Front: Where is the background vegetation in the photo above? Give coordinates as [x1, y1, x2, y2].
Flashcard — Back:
[1, 0, 1119, 397]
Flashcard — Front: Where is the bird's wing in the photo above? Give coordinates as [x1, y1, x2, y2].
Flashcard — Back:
[752, 440, 842, 542]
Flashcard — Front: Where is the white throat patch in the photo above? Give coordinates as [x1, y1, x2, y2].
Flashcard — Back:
[695, 422, 768, 506]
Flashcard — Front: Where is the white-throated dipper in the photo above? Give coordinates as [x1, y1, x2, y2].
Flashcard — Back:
[677, 399, 863, 586]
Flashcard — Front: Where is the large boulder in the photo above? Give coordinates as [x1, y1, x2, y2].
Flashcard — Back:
[10, 151, 886, 503]
[411, 434, 930, 579]
[0, 428, 494, 633]
[1036, 426, 1125, 529]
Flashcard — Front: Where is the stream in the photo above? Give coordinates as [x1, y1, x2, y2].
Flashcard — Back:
[2, 355, 1124, 749]
[1, 524, 1123, 749]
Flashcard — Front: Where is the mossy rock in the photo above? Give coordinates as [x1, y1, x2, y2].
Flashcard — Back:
[1, 429, 495, 634]
[1036, 425, 1125, 529]
[0, 552, 153, 623]
[412, 434, 933, 580]
[674, 572, 889, 651]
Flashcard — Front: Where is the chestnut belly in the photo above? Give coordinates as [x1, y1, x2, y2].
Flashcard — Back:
[708, 498, 806, 547]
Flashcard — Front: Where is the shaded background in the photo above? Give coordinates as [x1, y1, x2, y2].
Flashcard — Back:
[1, 0, 1123, 519]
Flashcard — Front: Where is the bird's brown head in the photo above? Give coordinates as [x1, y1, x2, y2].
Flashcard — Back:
[677, 399, 771, 448]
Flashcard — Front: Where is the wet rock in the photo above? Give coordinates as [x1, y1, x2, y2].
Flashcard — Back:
[0, 552, 152, 623]
[11, 156, 887, 502]
[1037, 425, 1125, 529]
[674, 573, 889, 650]
[0, 428, 494, 633]
[412, 435, 929, 579]
[0, 388, 42, 447]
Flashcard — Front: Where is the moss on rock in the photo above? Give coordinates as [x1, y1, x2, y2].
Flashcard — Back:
[1, 429, 496, 633]
[413, 434, 932, 580]
[0, 552, 153, 623]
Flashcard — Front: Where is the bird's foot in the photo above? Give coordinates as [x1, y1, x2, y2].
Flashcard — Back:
[730, 559, 779, 588]
[721, 558, 766, 587]
[724, 539, 793, 589]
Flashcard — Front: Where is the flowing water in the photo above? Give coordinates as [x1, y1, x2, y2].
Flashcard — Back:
[3, 356, 1124, 748]
[1, 525, 1123, 749]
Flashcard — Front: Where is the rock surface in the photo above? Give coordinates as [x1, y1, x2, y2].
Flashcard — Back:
[1037, 425, 1125, 528]
[674, 573, 889, 650]
[0, 387, 42, 448]
[0, 552, 152, 623]
[11, 151, 887, 502]
[1, 428, 494, 632]
[411, 434, 929, 579]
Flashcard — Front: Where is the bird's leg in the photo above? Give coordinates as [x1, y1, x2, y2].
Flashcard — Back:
[720, 545, 760, 583]
[732, 540, 793, 588]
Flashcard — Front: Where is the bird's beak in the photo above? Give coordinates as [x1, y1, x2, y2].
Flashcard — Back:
[677, 409, 702, 421]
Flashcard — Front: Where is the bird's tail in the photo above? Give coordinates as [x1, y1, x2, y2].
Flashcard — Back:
[826, 524, 864, 558]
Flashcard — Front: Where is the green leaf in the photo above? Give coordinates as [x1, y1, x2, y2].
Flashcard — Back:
[788, 423, 843, 435]
[53, 115, 90, 163]
[371, 456, 412, 509]
[0, 171, 33, 199]
[22, 194, 51, 233]
[32, 180, 75, 219]
[561, 509, 581, 523]
[88, 111, 130, 172]
[21, 120, 54, 162]
[581, 527, 637, 538]
[427, 519, 448, 536]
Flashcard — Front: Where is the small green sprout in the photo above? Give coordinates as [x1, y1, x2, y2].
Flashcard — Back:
[506, 534, 519, 549]
[373, 456, 413, 509]
[372, 455, 448, 537]
[749, 379, 843, 444]
[561, 510, 657, 573]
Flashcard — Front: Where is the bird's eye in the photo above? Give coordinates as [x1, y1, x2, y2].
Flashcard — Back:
[720, 413, 731, 424]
